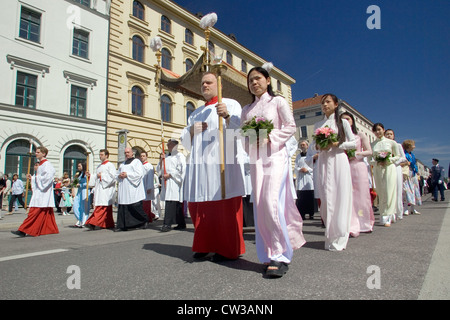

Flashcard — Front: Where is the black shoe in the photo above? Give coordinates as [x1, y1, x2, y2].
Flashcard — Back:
[193, 252, 208, 259]
[265, 260, 289, 278]
[441, 198, 445, 201]
[11, 230, 26, 237]
[173, 225, 186, 230]
[113, 228, 127, 232]
[211, 253, 236, 262]
[160, 225, 172, 232]
[432, 198, 438, 201]
[85, 224, 95, 231]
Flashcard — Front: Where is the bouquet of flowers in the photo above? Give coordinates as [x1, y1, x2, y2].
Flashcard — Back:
[375, 151, 391, 164]
[241, 116, 274, 142]
[345, 149, 357, 159]
[312, 126, 338, 149]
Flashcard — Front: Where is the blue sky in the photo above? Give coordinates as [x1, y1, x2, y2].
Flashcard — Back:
[175, 0, 450, 173]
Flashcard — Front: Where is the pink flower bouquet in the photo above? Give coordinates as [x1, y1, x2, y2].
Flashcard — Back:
[375, 151, 391, 164]
[241, 116, 274, 142]
[312, 125, 338, 149]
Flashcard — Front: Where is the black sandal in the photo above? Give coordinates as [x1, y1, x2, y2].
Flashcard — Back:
[265, 260, 289, 278]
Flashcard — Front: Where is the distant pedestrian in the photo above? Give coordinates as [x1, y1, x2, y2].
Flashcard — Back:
[384, 128, 408, 220]
[431, 158, 445, 201]
[371, 123, 400, 226]
[294, 140, 315, 220]
[59, 178, 72, 216]
[341, 112, 374, 235]
[140, 151, 156, 222]
[85, 149, 116, 230]
[157, 139, 186, 232]
[402, 139, 422, 214]
[115, 147, 148, 231]
[72, 162, 89, 227]
[7, 174, 25, 215]
[11, 146, 59, 237]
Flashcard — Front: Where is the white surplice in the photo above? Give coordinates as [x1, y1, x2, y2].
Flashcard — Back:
[117, 158, 145, 205]
[180, 98, 245, 202]
[89, 160, 116, 206]
[29, 159, 55, 208]
[142, 161, 155, 201]
[156, 149, 186, 202]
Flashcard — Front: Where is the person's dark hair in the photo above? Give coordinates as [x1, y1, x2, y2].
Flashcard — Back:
[247, 66, 276, 103]
[321, 93, 345, 144]
[100, 149, 109, 156]
[385, 129, 395, 138]
[340, 111, 357, 135]
[372, 122, 384, 132]
[77, 162, 87, 178]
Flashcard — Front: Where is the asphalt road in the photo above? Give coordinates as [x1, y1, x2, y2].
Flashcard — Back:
[1, 191, 449, 306]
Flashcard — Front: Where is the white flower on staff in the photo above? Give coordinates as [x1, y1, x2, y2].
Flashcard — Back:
[200, 12, 218, 29]
[150, 36, 162, 52]
[262, 62, 273, 73]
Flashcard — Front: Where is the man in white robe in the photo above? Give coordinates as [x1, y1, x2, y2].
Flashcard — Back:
[115, 147, 148, 231]
[180, 72, 246, 261]
[85, 149, 117, 230]
[12, 146, 59, 237]
[157, 139, 186, 232]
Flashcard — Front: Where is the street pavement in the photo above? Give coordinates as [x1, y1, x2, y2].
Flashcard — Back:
[0, 191, 449, 304]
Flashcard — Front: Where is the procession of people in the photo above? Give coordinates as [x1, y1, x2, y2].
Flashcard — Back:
[2, 65, 446, 279]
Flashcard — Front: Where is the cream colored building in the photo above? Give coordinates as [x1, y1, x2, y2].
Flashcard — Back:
[107, 0, 296, 165]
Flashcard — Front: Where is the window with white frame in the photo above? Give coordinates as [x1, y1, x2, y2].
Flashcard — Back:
[72, 28, 89, 59]
[19, 6, 41, 43]
[70, 85, 87, 118]
[15, 71, 37, 108]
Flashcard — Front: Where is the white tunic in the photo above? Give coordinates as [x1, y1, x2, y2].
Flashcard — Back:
[294, 153, 314, 191]
[142, 161, 155, 201]
[117, 158, 145, 205]
[156, 150, 186, 202]
[180, 98, 245, 202]
[29, 159, 55, 208]
[89, 160, 116, 206]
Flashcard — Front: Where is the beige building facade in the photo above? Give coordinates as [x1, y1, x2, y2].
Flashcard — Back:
[107, 0, 296, 165]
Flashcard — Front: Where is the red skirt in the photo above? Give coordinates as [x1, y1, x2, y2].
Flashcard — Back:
[85, 205, 115, 229]
[18, 207, 59, 237]
[143, 200, 155, 222]
[188, 196, 245, 259]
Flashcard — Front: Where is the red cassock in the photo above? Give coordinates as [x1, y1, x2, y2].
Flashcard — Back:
[18, 207, 59, 237]
[142, 200, 155, 222]
[188, 196, 245, 259]
[85, 206, 115, 229]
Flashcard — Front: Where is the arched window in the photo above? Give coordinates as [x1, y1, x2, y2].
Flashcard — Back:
[132, 1, 144, 20]
[226, 51, 233, 65]
[63, 145, 87, 179]
[186, 101, 195, 123]
[241, 60, 247, 73]
[3, 139, 36, 182]
[132, 35, 145, 62]
[161, 15, 171, 34]
[185, 28, 193, 45]
[131, 86, 144, 116]
[161, 94, 172, 122]
[185, 58, 194, 72]
[161, 48, 172, 70]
